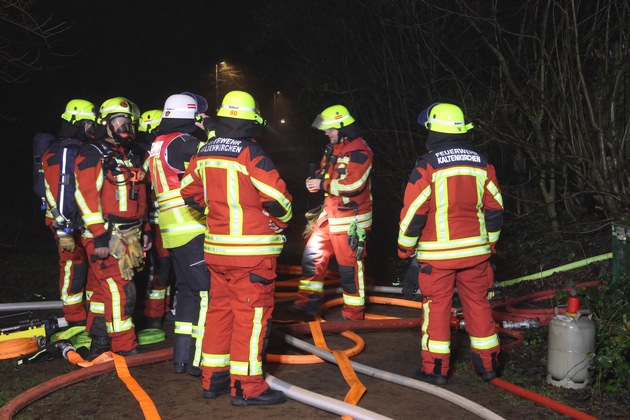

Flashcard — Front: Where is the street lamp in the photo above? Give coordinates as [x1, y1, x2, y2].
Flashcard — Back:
[215, 61, 226, 106]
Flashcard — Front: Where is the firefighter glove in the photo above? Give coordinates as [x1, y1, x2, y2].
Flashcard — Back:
[126, 233, 145, 268]
[303, 204, 323, 238]
[118, 254, 135, 281]
[57, 231, 76, 252]
[108, 232, 126, 259]
[348, 220, 367, 260]
[401, 258, 420, 296]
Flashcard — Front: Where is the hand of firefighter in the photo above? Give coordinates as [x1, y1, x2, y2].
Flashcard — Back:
[118, 254, 135, 281]
[400, 257, 420, 296]
[306, 177, 322, 193]
[94, 247, 109, 259]
[142, 231, 152, 252]
[262, 210, 285, 233]
[57, 231, 75, 252]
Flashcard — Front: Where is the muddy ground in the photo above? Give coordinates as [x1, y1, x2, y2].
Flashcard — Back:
[2, 285, 628, 420]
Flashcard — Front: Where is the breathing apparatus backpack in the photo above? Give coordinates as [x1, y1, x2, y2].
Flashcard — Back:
[32, 132, 56, 210]
[33, 134, 84, 230]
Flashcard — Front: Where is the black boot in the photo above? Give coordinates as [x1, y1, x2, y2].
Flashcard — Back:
[172, 334, 192, 374]
[231, 389, 287, 406]
[414, 369, 448, 385]
[88, 336, 111, 361]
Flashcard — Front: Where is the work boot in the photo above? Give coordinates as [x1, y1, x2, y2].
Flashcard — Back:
[87, 336, 111, 361]
[202, 385, 231, 399]
[231, 389, 287, 406]
[414, 369, 448, 386]
[481, 370, 497, 381]
[173, 362, 188, 374]
[187, 365, 202, 377]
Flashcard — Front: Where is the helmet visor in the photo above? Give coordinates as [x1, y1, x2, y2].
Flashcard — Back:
[181, 92, 208, 114]
[311, 114, 326, 130]
[417, 102, 442, 127]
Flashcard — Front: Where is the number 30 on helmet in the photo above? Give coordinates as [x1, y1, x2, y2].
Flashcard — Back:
[217, 90, 267, 126]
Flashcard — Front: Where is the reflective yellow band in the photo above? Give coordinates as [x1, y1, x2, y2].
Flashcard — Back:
[174, 322, 192, 335]
[204, 244, 284, 256]
[470, 334, 499, 350]
[90, 301, 105, 314]
[427, 339, 451, 354]
[328, 212, 372, 233]
[298, 280, 324, 293]
[147, 290, 166, 300]
[416, 245, 491, 260]
[201, 353, 230, 368]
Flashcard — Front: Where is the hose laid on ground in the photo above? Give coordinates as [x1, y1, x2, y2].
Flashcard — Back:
[266, 374, 392, 420]
[499, 253, 611, 287]
[275, 330, 505, 420]
[492, 281, 599, 326]
[488, 378, 598, 420]
[1, 259, 609, 418]
[0, 348, 172, 420]
[0, 346, 394, 420]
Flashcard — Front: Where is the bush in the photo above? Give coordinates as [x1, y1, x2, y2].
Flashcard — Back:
[561, 272, 630, 395]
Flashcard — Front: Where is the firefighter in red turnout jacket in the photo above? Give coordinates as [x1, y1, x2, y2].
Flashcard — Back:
[148, 93, 210, 376]
[398, 103, 503, 385]
[40, 99, 97, 326]
[292, 105, 373, 320]
[181, 90, 292, 406]
[74, 97, 152, 357]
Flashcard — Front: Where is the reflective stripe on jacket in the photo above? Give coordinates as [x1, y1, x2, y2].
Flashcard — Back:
[398, 139, 503, 269]
[74, 140, 148, 240]
[320, 137, 373, 233]
[180, 136, 292, 262]
[148, 132, 205, 248]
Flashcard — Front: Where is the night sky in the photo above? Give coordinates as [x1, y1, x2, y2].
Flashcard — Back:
[2, 1, 318, 253]
[5, 1, 267, 130]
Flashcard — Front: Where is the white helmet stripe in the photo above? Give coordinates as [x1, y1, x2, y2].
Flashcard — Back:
[220, 104, 256, 112]
[427, 117, 464, 126]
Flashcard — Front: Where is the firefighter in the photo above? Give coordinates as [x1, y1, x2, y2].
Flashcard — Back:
[137, 109, 174, 330]
[75, 97, 152, 358]
[147, 94, 210, 376]
[181, 90, 292, 406]
[41, 99, 97, 327]
[291, 105, 373, 320]
[398, 102, 503, 385]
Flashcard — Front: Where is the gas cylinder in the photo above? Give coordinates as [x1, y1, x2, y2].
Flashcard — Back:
[546, 296, 596, 389]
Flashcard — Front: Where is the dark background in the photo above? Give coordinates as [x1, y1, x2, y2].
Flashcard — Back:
[1, 0, 626, 283]
[0, 0, 390, 278]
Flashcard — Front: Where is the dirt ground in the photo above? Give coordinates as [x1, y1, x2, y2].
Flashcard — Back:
[2, 295, 621, 420]
[2, 211, 629, 419]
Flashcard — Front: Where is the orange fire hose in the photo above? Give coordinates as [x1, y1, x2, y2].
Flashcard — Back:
[0, 338, 40, 361]
[488, 378, 598, 420]
[1, 269, 603, 419]
[0, 348, 172, 420]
